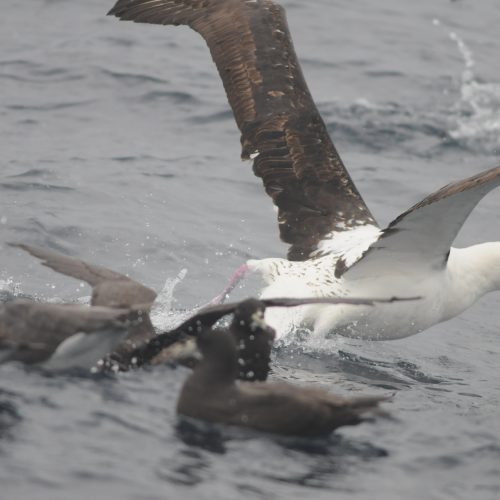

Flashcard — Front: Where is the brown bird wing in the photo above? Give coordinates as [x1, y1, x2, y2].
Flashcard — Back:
[233, 382, 380, 435]
[108, 0, 377, 260]
[10, 243, 157, 308]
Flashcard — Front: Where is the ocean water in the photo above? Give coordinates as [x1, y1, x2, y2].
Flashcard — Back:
[1, 0, 500, 498]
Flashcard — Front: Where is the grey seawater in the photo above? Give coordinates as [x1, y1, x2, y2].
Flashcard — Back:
[1, 0, 500, 498]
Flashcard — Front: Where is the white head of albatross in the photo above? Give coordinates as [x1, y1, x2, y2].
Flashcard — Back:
[107, 0, 500, 341]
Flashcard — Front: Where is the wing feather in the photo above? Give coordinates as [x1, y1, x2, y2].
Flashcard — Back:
[10, 243, 157, 307]
[108, 0, 377, 260]
[344, 165, 500, 278]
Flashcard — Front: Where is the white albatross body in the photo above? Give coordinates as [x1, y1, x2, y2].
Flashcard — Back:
[255, 243, 500, 340]
[108, 0, 500, 341]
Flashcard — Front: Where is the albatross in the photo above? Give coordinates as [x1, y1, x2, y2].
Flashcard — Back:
[108, 0, 500, 341]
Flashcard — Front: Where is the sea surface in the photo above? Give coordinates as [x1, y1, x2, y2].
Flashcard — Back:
[1, 0, 500, 499]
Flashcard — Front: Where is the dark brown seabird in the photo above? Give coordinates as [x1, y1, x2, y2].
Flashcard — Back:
[177, 328, 386, 437]
[108, 0, 500, 343]
[10, 243, 157, 367]
[0, 300, 148, 371]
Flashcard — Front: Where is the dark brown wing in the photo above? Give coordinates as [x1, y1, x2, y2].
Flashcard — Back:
[108, 0, 377, 260]
[230, 383, 384, 435]
[10, 243, 127, 285]
[10, 243, 157, 308]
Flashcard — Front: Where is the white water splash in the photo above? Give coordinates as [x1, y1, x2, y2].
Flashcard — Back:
[443, 25, 500, 151]
[150, 268, 194, 331]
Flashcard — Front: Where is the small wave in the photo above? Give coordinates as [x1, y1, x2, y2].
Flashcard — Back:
[100, 68, 168, 86]
[6, 100, 94, 112]
[417, 443, 500, 470]
[0, 60, 83, 83]
[0, 399, 22, 439]
[0, 182, 73, 192]
[7, 169, 48, 178]
[187, 109, 234, 125]
[322, 99, 450, 158]
[140, 90, 198, 104]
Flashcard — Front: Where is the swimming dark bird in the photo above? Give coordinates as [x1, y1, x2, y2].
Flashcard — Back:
[0, 300, 148, 370]
[108, 0, 500, 342]
[9, 243, 157, 366]
[177, 328, 387, 436]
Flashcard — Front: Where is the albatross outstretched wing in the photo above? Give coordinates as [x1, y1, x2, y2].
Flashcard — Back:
[343, 165, 500, 279]
[108, 0, 378, 260]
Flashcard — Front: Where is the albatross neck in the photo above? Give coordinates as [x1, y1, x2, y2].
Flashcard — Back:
[446, 242, 500, 315]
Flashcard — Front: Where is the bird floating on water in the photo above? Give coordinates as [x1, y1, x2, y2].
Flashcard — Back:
[108, 0, 500, 341]
[177, 327, 387, 437]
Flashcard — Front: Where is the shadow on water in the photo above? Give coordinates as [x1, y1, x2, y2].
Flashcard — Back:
[174, 416, 388, 489]
[0, 390, 22, 442]
[274, 345, 445, 391]
[262, 436, 388, 489]
[176, 417, 228, 454]
[337, 351, 445, 385]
